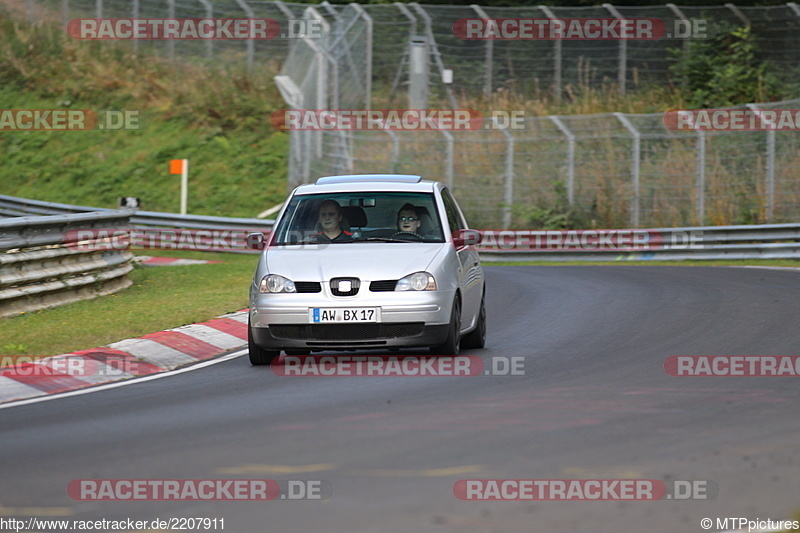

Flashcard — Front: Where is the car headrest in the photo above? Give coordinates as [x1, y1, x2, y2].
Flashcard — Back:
[415, 206, 434, 234]
[341, 206, 367, 227]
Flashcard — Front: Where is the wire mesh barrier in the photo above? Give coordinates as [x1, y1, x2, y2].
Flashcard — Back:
[18, 1, 800, 227]
[291, 100, 800, 229]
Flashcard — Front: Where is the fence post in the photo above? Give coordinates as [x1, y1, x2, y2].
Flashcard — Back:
[390, 3, 418, 105]
[410, 3, 458, 109]
[747, 104, 775, 221]
[499, 126, 515, 229]
[725, 3, 750, 25]
[471, 4, 493, 99]
[234, 0, 256, 74]
[96, 0, 102, 18]
[132, 0, 139, 51]
[384, 129, 400, 173]
[62, 0, 68, 28]
[197, 0, 214, 59]
[350, 4, 372, 109]
[539, 6, 562, 102]
[167, 0, 175, 61]
[666, 4, 690, 71]
[549, 115, 576, 205]
[603, 4, 627, 95]
[441, 130, 454, 191]
[614, 113, 641, 227]
[696, 130, 705, 224]
[27, 0, 35, 23]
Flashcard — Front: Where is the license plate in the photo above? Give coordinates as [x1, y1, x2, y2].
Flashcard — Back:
[310, 308, 379, 323]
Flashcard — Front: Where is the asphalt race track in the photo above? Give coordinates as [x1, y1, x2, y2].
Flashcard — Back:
[2, 266, 800, 533]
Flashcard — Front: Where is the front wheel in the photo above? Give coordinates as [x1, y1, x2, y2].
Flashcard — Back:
[248, 319, 280, 366]
[430, 295, 461, 356]
[461, 293, 486, 350]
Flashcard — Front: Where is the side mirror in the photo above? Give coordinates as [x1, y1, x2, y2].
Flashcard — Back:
[452, 229, 482, 248]
[246, 232, 267, 250]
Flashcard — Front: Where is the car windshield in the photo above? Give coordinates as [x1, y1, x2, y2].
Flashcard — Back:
[271, 191, 445, 245]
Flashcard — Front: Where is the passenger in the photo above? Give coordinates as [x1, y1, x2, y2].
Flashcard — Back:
[396, 203, 422, 235]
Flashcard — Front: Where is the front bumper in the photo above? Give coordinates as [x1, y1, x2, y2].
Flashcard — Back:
[249, 289, 454, 351]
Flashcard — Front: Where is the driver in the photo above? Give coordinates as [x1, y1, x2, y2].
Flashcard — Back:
[315, 199, 354, 243]
[396, 203, 422, 235]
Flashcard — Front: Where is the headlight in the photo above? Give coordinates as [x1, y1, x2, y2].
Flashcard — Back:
[259, 274, 296, 293]
[395, 272, 436, 291]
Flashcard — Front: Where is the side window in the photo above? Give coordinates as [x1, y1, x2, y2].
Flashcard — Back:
[441, 188, 465, 234]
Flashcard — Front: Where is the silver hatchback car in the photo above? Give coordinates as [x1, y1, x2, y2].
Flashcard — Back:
[247, 174, 486, 365]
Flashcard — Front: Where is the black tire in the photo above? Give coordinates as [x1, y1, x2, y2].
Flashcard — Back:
[430, 295, 461, 356]
[248, 319, 280, 366]
[461, 292, 486, 350]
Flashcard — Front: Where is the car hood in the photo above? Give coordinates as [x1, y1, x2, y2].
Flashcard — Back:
[265, 243, 446, 281]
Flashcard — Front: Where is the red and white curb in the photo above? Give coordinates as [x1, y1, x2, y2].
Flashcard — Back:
[134, 256, 222, 266]
[0, 310, 247, 404]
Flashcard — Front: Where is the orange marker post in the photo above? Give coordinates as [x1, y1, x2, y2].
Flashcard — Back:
[170, 159, 189, 215]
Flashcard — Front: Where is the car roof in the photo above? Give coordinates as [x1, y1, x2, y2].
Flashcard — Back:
[293, 174, 441, 195]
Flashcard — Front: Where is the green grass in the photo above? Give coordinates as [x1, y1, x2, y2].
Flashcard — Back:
[0, 12, 289, 217]
[0, 251, 257, 360]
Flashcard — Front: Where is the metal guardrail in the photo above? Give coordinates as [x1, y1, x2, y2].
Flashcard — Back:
[477, 225, 800, 262]
[2, 194, 799, 261]
[0, 194, 275, 231]
[0, 211, 135, 318]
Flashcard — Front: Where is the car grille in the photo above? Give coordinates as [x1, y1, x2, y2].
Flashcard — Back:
[295, 282, 322, 293]
[330, 277, 360, 296]
[369, 280, 397, 292]
[270, 323, 425, 341]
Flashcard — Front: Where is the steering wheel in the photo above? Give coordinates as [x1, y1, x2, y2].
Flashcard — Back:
[391, 231, 423, 241]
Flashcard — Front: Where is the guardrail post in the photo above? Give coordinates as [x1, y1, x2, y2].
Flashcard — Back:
[549, 115, 575, 205]
[539, 6, 562, 102]
[603, 4, 627, 95]
[471, 4, 493, 99]
[614, 112, 641, 227]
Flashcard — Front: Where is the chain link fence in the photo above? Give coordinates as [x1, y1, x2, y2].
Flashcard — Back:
[18, 0, 800, 227]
